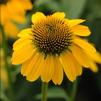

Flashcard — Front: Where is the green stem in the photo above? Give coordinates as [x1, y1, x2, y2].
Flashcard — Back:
[68, 79, 78, 101]
[41, 82, 48, 101]
[1, 25, 14, 101]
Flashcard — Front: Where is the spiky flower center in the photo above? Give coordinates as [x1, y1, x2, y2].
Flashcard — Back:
[32, 16, 72, 55]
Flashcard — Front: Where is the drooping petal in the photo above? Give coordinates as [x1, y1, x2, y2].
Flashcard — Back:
[60, 52, 77, 81]
[69, 54, 82, 76]
[85, 51, 101, 63]
[52, 12, 65, 19]
[81, 52, 98, 72]
[68, 19, 85, 27]
[21, 52, 40, 76]
[12, 44, 35, 64]
[52, 56, 63, 85]
[72, 45, 89, 67]
[72, 45, 99, 72]
[73, 37, 96, 53]
[73, 37, 101, 63]
[41, 55, 54, 82]
[26, 53, 45, 81]
[71, 25, 91, 36]
[88, 60, 98, 72]
[31, 12, 46, 24]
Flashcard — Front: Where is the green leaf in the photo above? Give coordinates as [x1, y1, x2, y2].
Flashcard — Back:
[35, 0, 49, 5]
[35, 0, 86, 18]
[86, 0, 101, 20]
[60, 0, 87, 18]
[35, 0, 60, 11]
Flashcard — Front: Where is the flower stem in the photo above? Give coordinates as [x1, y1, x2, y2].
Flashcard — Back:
[41, 82, 48, 101]
[1, 25, 14, 101]
[68, 79, 78, 101]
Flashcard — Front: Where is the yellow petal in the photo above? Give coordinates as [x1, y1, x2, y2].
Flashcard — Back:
[85, 51, 101, 63]
[52, 12, 65, 19]
[21, 0, 32, 10]
[73, 37, 96, 53]
[72, 25, 91, 36]
[72, 45, 99, 72]
[52, 56, 63, 85]
[18, 28, 32, 37]
[7, 1, 25, 13]
[12, 44, 35, 64]
[68, 19, 85, 27]
[7, 0, 32, 13]
[31, 12, 46, 24]
[21, 52, 40, 76]
[69, 54, 82, 76]
[41, 55, 54, 82]
[4, 22, 19, 38]
[72, 45, 89, 67]
[7, 1, 26, 23]
[26, 53, 45, 81]
[73, 37, 101, 63]
[13, 37, 33, 51]
[11, 14, 26, 23]
[88, 60, 98, 72]
[81, 52, 98, 72]
[60, 52, 77, 81]
[1, 5, 10, 25]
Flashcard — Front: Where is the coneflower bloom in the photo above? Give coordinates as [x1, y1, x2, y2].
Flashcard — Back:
[12, 12, 101, 85]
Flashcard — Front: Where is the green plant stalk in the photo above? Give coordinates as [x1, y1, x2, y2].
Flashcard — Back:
[70, 79, 78, 101]
[41, 82, 48, 101]
[1, 25, 14, 101]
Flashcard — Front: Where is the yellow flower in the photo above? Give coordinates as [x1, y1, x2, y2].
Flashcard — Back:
[12, 12, 101, 85]
[0, 0, 32, 38]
